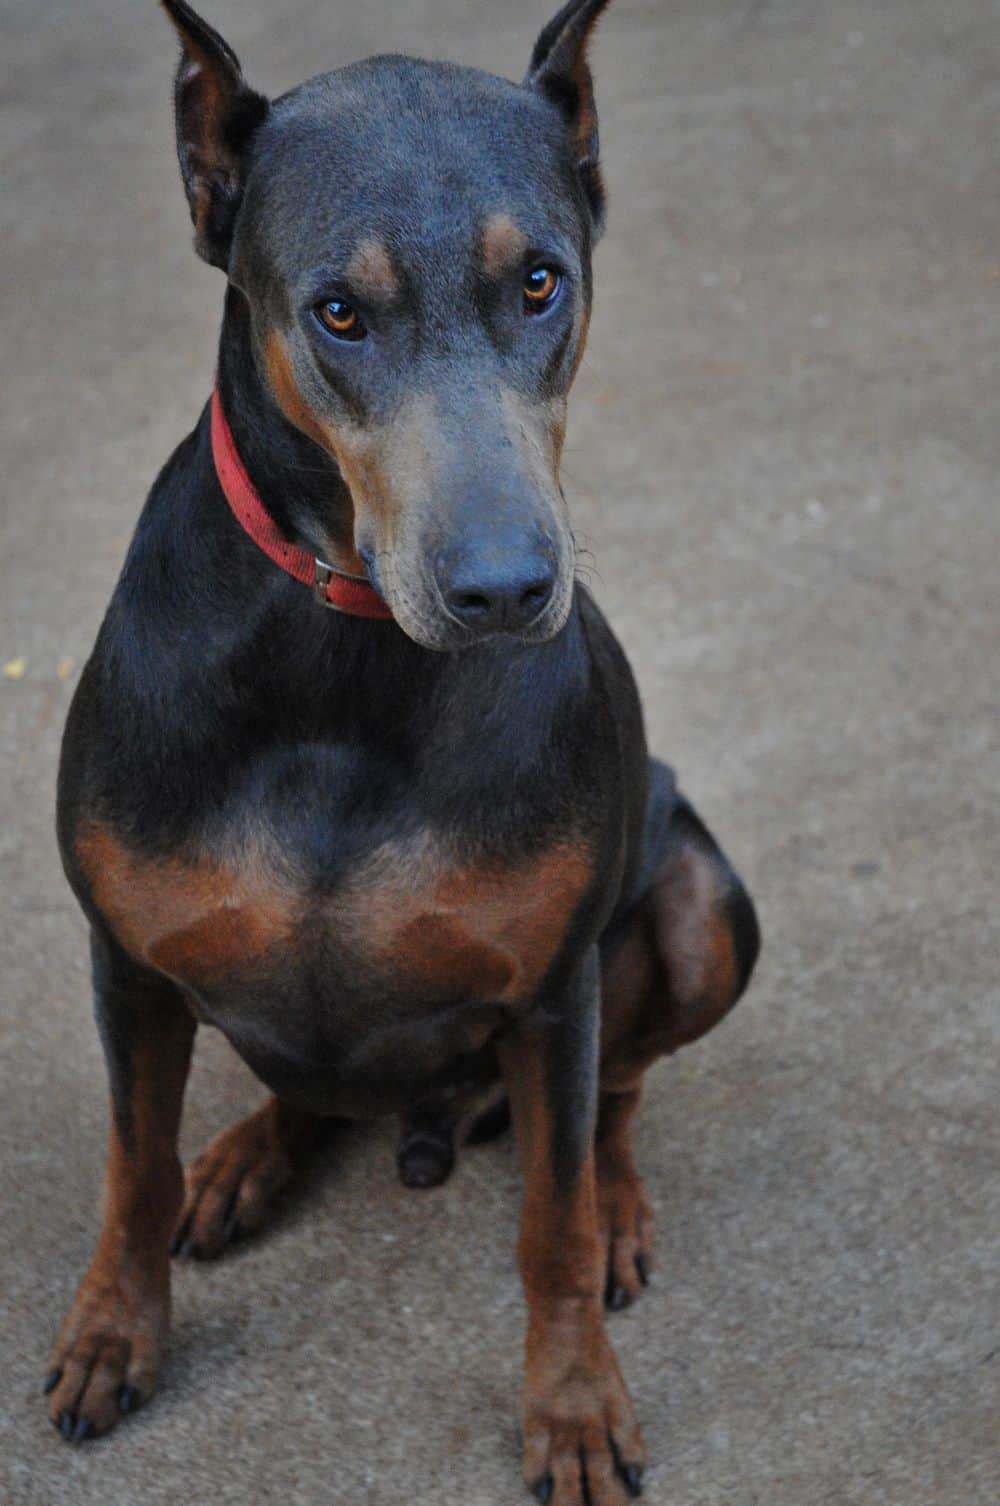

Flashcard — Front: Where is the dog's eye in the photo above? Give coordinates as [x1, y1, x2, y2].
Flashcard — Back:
[523, 267, 562, 314]
[317, 299, 366, 341]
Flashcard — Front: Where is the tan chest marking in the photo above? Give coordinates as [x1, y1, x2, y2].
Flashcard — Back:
[77, 821, 592, 1003]
[75, 822, 295, 983]
[353, 841, 594, 1001]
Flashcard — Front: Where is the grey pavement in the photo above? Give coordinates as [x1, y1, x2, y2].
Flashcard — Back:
[1, 2, 998, 1503]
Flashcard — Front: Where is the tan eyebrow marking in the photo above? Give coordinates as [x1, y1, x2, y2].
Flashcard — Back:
[345, 237, 400, 298]
[481, 213, 529, 279]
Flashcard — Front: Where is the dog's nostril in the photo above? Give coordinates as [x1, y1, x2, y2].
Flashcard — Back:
[454, 591, 492, 616]
[520, 580, 552, 610]
[437, 546, 557, 633]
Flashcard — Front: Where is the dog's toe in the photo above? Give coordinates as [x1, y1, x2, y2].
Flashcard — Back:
[46, 1275, 164, 1442]
[174, 1140, 291, 1260]
[396, 1129, 455, 1188]
[598, 1158, 655, 1312]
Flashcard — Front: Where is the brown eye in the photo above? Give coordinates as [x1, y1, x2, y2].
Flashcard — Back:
[317, 299, 366, 341]
[523, 266, 562, 313]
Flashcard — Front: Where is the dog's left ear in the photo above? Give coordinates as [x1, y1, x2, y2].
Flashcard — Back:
[161, 1, 269, 270]
[525, 0, 611, 231]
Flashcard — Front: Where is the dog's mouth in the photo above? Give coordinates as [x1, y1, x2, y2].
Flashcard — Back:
[369, 547, 575, 652]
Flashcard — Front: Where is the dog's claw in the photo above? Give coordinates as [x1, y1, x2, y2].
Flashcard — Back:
[42, 1368, 62, 1396]
[221, 1207, 243, 1247]
[117, 1383, 138, 1414]
[72, 1415, 96, 1444]
[608, 1283, 629, 1311]
[57, 1410, 75, 1440]
[624, 1463, 643, 1496]
[531, 1476, 553, 1504]
[634, 1252, 649, 1287]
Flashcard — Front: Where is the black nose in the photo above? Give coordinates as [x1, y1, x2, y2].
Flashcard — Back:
[437, 545, 556, 634]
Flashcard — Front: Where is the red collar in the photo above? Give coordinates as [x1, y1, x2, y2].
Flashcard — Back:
[210, 387, 393, 619]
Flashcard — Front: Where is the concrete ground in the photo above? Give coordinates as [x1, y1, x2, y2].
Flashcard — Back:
[2, 1, 998, 1502]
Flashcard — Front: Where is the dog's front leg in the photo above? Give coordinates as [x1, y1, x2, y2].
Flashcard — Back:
[45, 929, 194, 1441]
[499, 948, 645, 1506]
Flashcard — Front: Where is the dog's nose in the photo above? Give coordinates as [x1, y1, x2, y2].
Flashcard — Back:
[436, 545, 556, 634]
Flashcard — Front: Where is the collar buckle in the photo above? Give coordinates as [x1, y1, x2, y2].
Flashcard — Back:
[313, 558, 380, 611]
[313, 558, 338, 607]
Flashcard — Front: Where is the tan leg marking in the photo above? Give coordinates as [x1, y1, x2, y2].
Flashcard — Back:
[46, 1006, 195, 1440]
[500, 1031, 645, 1506]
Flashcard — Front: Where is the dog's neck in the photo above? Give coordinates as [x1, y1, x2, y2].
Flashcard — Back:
[216, 287, 358, 569]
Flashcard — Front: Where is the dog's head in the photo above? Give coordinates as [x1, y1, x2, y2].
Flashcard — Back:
[162, 0, 612, 649]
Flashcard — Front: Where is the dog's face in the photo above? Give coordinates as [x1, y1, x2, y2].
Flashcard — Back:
[163, 1, 611, 649]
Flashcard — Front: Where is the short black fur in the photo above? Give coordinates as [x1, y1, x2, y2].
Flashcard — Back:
[46, 6, 760, 1496]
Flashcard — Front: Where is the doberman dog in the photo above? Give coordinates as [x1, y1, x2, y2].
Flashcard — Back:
[45, 2, 760, 1500]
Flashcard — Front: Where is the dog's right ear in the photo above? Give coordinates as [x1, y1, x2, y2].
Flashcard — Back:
[160, 1, 269, 270]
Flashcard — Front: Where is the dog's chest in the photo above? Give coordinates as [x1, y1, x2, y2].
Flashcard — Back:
[75, 815, 591, 1007]
[337, 832, 592, 999]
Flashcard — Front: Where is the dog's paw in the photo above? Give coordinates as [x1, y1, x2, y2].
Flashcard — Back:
[171, 1107, 295, 1260]
[45, 1266, 167, 1442]
[521, 1332, 645, 1505]
[597, 1150, 654, 1311]
[396, 1125, 455, 1188]
[597, 1126, 655, 1312]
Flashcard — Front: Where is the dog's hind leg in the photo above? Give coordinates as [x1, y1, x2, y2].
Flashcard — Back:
[597, 772, 760, 1309]
[171, 1094, 325, 1259]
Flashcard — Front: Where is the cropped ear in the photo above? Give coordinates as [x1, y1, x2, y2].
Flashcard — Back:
[161, 1, 269, 270]
[525, 0, 611, 230]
